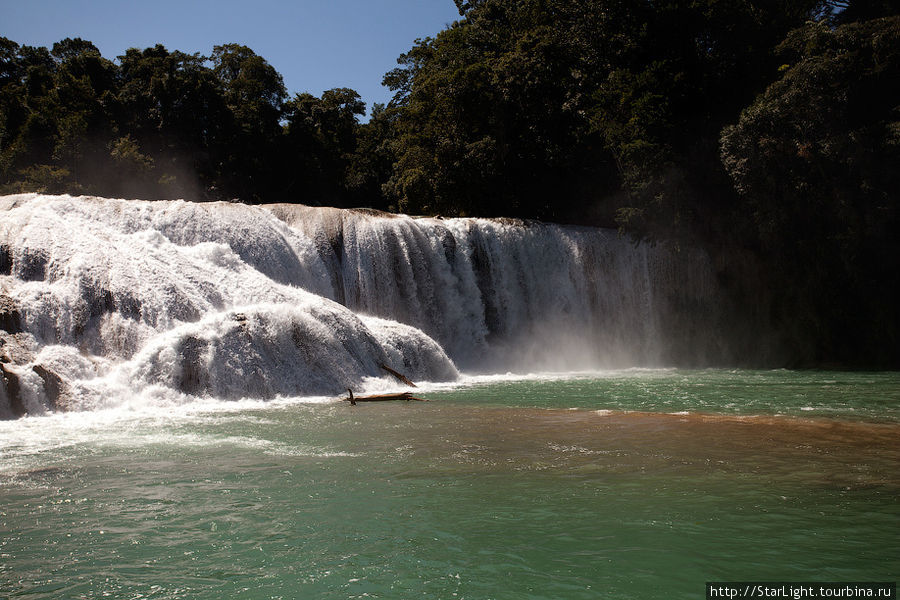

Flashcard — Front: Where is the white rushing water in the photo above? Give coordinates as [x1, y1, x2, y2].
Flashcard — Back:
[1, 194, 732, 417]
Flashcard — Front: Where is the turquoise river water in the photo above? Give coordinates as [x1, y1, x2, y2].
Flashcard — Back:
[1, 369, 898, 599]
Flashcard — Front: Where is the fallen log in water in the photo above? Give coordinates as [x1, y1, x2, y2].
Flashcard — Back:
[343, 389, 428, 405]
[379, 363, 417, 387]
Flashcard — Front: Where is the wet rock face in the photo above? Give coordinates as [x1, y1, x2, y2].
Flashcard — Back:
[0, 361, 25, 419]
[0, 244, 11, 275]
[0, 359, 69, 419]
[16, 248, 49, 281]
[31, 364, 65, 411]
[0, 295, 23, 334]
[177, 336, 211, 395]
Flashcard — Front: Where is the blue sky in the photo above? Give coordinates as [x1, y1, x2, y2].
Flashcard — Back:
[1, 0, 461, 117]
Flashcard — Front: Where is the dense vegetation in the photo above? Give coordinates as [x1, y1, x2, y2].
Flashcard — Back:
[1, 0, 898, 366]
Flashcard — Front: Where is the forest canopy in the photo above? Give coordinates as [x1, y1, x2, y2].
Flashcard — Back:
[1, 0, 898, 366]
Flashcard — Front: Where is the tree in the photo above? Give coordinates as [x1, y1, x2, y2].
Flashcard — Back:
[117, 44, 229, 199]
[382, 0, 824, 225]
[0, 40, 59, 189]
[583, 0, 825, 238]
[49, 38, 118, 188]
[2, 37, 373, 204]
[383, 1, 611, 219]
[0, 37, 26, 180]
[282, 88, 366, 205]
[720, 17, 900, 365]
[1, 38, 120, 194]
[211, 43, 286, 201]
[346, 102, 397, 209]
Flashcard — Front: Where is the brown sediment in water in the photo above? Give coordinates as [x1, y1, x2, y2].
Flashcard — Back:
[349, 404, 900, 489]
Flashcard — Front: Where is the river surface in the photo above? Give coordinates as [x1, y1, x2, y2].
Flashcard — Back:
[2, 369, 898, 599]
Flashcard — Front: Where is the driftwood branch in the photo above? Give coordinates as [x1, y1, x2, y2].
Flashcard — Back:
[379, 363, 417, 387]
[344, 388, 428, 405]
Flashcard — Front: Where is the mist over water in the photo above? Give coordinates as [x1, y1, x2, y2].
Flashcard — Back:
[2, 194, 740, 416]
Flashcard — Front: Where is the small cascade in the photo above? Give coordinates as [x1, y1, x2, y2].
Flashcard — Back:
[1, 194, 734, 417]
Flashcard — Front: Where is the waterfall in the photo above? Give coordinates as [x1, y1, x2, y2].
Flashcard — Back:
[0, 194, 730, 416]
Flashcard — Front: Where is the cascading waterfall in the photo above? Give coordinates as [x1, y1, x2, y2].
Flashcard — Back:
[1, 194, 734, 418]
[270, 203, 726, 370]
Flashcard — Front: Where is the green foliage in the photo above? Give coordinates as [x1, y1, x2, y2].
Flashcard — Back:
[0, 37, 368, 204]
[209, 44, 287, 201]
[720, 16, 900, 365]
[345, 103, 397, 209]
[282, 87, 367, 205]
[382, 1, 613, 219]
[381, 0, 823, 226]
[2, 164, 71, 194]
[110, 135, 152, 167]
